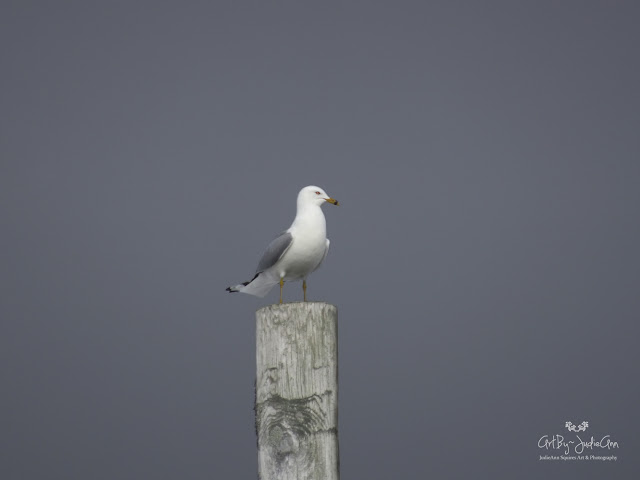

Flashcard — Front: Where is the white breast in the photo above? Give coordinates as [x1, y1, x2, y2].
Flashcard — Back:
[277, 206, 327, 280]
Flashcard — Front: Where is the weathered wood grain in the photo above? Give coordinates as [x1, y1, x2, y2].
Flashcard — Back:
[255, 302, 339, 480]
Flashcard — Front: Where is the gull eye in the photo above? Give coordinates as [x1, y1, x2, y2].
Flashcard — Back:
[315, 191, 321, 195]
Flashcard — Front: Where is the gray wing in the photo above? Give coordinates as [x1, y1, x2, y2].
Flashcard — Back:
[256, 231, 293, 273]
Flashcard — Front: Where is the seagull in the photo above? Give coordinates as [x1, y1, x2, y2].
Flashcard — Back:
[226, 186, 339, 303]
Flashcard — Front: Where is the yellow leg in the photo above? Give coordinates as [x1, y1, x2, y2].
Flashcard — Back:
[303, 280, 307, 302]
[279, 278, 284, 304]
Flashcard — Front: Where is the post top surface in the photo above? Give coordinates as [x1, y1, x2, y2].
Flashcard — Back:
[256, 301, 337, 315]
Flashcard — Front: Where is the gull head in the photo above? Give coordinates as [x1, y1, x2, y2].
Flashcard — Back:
[298, 185, 339, 207]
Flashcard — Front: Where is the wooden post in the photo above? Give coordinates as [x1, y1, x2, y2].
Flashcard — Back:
[255, 302, 339, 480]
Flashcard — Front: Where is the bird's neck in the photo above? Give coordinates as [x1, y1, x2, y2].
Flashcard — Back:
[291, 204, 326, 234]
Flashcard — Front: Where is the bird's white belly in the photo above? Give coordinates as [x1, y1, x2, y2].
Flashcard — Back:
[278, 234, 326, 280]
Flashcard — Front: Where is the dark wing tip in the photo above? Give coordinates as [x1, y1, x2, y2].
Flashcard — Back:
[226, 273, 259, 293]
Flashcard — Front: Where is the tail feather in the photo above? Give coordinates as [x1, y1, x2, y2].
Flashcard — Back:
[226, 283, 249, 293]
[226, 272, 278, 298]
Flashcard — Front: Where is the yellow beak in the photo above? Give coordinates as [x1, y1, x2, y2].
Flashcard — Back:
[325, 197, 339, 206]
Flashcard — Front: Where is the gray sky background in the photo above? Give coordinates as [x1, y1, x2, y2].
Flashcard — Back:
[2, 2, 639, 479]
